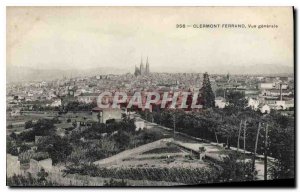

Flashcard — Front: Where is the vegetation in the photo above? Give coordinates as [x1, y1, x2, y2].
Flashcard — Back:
[36, 135, 72, 164]
[142, 146, 182, 154]
[7, 114, 165, 166]
[64, 101, 97, 112]
[24, 120, 33, 129]
[7, 171, 58, 186]
[104, 178, 128, 186]
[139, 92, 295, 179]
[67, 121, 164, 164]
[64, 163, 220, 185]
[201, 72, 215, 108]
[19, 151, 49, 164]
[17, 118, 57, 142]
[215, 151, 257, 182]
[268, 114, 295, 179]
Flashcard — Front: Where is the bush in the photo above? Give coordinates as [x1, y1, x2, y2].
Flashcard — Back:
[7, 173, 58, 186]
[25, 120, 33, 129]
[104, 178, 128, 186]
[64, 164, 220, 184]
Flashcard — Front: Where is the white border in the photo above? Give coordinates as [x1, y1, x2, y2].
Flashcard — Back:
[0, 1, 298, 192]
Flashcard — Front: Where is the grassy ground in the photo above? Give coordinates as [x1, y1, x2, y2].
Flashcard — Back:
[142, 146, 182, 154]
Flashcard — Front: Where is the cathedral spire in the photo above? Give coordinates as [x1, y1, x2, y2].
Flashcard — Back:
[140, 56, 145, 75]
[135, 56, 149, 76]
[146, 56, 150, 75]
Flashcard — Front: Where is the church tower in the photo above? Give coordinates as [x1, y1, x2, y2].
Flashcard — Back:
[140, 57, 145, 75]
[134, 65, 140, 76]
[146, 56, 150, 75]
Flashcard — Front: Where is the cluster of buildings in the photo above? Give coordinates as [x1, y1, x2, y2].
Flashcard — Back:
[213, 75, 294, 114]
[7, 58, 294, 119]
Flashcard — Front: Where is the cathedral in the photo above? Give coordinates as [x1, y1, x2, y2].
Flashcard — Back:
[134, 57, 150, 76]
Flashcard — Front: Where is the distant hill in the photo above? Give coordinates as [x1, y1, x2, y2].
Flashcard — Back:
[163, 64, 294, 75]
[6, 63, 293, 83]
[205, 64, 294, 75]
[6, 65, 129, 83]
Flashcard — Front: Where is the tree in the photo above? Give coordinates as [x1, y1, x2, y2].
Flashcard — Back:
[8, 146, 19, 156]
[218, 152, 257, 182]
[226, 91, 247, 109]
[237, 120, 243, 151]
[268, 112, 295, 179]
[219, 115, 239, 149]
[252, 122, 261, 176]
[33, 119, 56, 136]
[25, 120, 33, 129]
[9, 132, 17, 140]
[215, 88, 226, 98]
[18, 130, 35, 142]
[201, 72, 215, 108]
[113, 131, 131, 151]
[37, 135, 72, 164]
[19, 143, 31, 153]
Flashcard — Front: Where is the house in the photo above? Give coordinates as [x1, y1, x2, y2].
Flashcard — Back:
[10, 109, 21, 117]
[7, 95, 14, 102]
[280, 110, 294, 117]
[279, 77, 289, 82]
[54, 123, 74, 134]
[275, 100, 286, 110]
[91, 107, 122, 123]
[77, 93, 99, 104]
[259, 83, 275, 90]
[260, 104, 271, 114]
[47, 92, 57, 100]
[277, 83, 288, 89]
[261, 89, 292, 97]
[135, 120, 145, 131]
[50, 99, 62, 107]
[214, 97, 227, 109]
[247, 98, 260, 110]
[244, 89, 260, 97]
[285, 99, 294, 109]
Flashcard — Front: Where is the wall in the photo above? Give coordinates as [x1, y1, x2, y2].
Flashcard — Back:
[6, 154, 21, 177]
[29, 158, 52, 175]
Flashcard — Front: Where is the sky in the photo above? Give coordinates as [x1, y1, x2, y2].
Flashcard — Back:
[7, 7, 294, 73]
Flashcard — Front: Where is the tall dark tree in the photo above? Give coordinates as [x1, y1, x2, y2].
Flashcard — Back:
[201, 72, 215, 108]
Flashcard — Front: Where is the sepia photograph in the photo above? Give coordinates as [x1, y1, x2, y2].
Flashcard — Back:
[6, 6, 295, 187]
